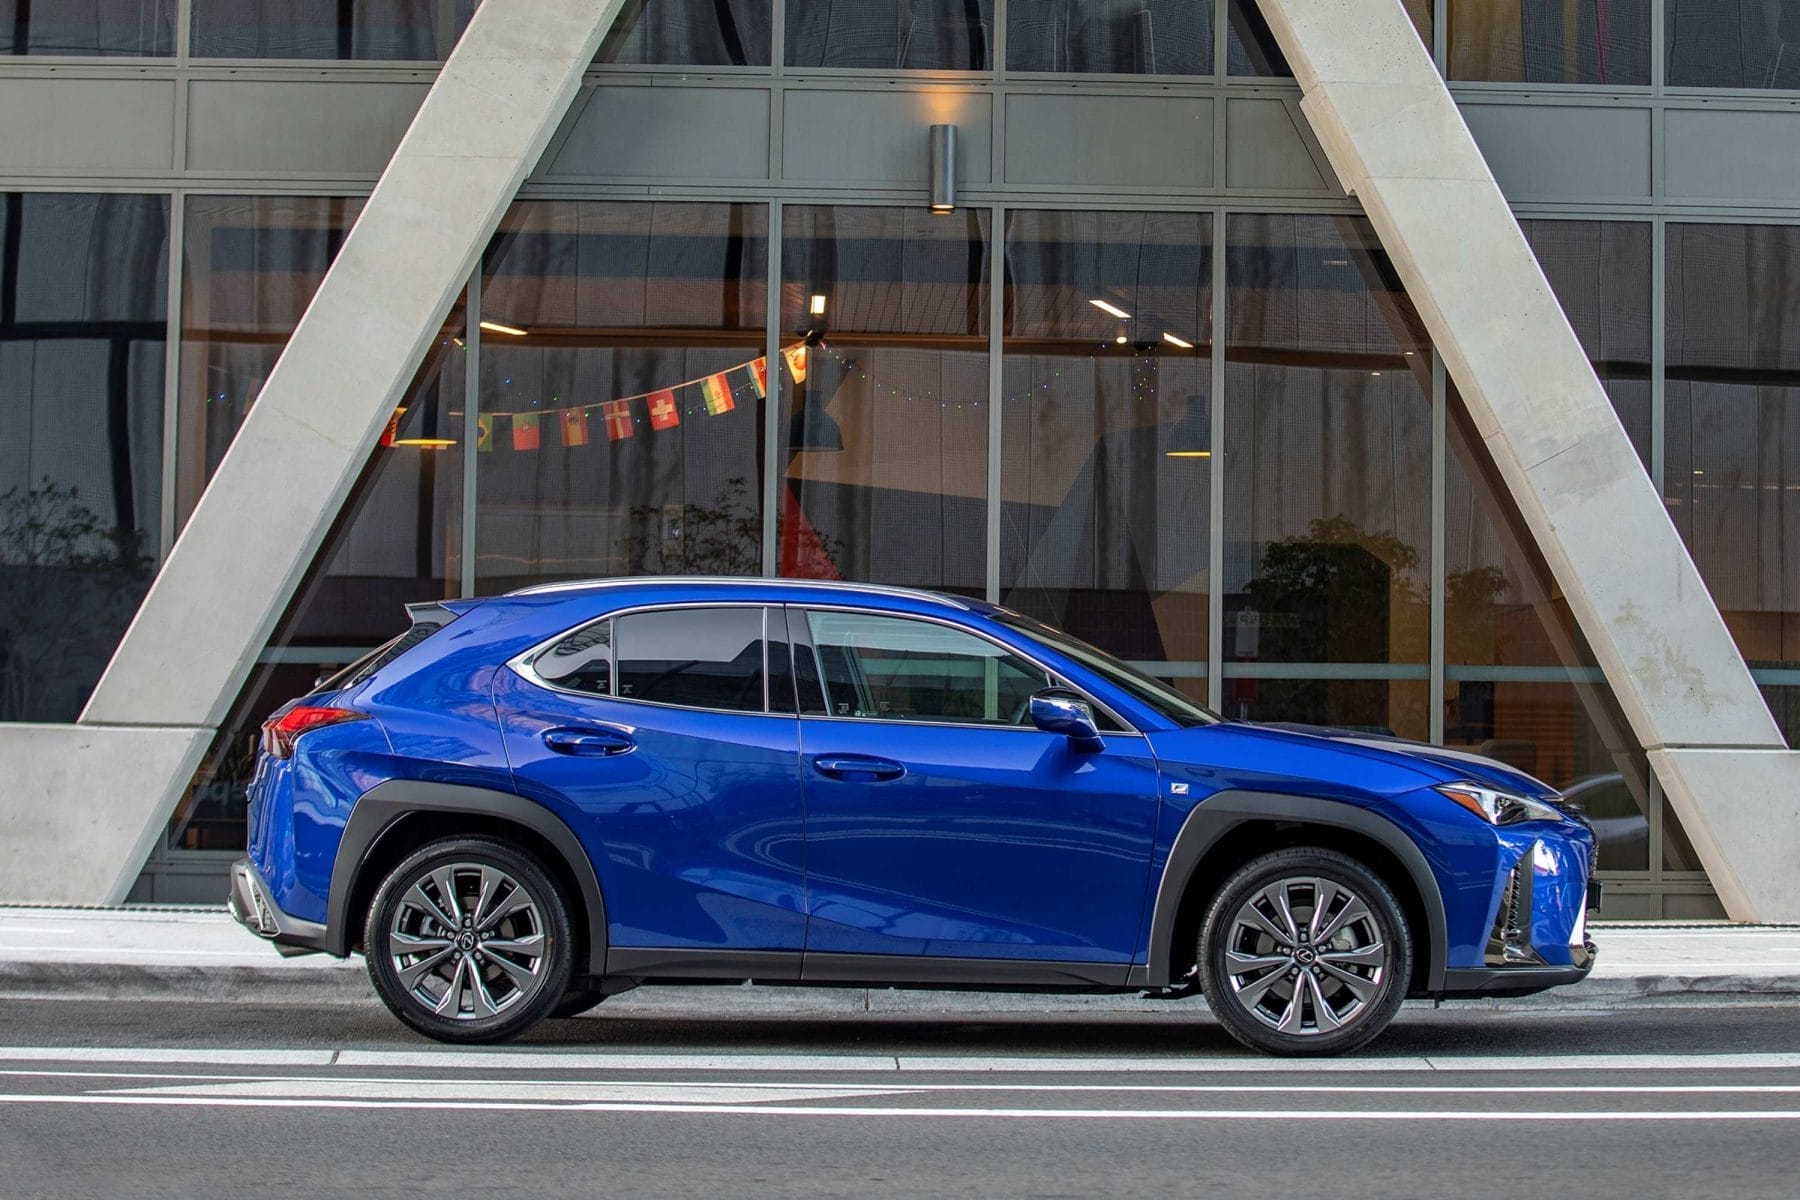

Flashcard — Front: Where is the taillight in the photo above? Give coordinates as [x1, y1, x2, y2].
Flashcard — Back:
[261, 706, 368, 758]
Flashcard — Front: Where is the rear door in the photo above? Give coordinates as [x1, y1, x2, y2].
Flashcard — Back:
[793, 606, 1161, 968]
[495, 604, 807, 956]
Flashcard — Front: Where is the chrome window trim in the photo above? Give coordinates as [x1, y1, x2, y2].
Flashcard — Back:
[506, 574, 971, 611]
[508, 601, 785, 719]
[790, 603, 1144, 738]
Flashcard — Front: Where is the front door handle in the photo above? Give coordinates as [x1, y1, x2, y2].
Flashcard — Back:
[543, 727, 635, 757]
[811, 755, 906, 781]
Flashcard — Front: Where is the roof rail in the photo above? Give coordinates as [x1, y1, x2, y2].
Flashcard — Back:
[504, 575, 972, 610]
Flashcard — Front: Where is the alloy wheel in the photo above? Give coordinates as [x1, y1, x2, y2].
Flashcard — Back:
[386, 862, 550, 1020]
[1222, 875, 1389, 1037]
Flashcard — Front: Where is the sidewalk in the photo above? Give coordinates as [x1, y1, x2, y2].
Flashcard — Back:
[2, 905, 1798, 1011]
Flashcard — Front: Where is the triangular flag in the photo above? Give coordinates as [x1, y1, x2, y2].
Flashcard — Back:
[701, 373, 735, 415]
[476, 414, 494, 452]
[512, 412, 540, 451]
[647, 388, 680, 430]
[782, 344, 808, 384]
[560, 408, 589, 447]
[602, 399, 633, 440]
[748, 357, 768, 398]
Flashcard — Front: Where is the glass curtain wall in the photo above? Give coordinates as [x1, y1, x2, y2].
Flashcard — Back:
[779, 205, 990, 594]
[598, 0, 772, 65]
[1006, 0, 1213, 74]
[475, 202, 768, 592]
[786, 0, 993, 69]
[1226, 0, 1429, 76]
[1222, 214, 1432, 739]
[0, 192, 167, 722]
[1, 2, 173, 54]
[1668, 0, 1800, 87]
[1448, 0, 1653, 85]
[1000, 209, 1212, 699]
[190, 0, 478, 59]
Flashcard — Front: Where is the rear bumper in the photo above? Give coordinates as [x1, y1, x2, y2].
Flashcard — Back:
[228, 859, 332, 957]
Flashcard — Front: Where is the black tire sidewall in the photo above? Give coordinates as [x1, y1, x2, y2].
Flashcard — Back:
[365, 836, 574, 1044]
[1199, 847, 1412, 1057]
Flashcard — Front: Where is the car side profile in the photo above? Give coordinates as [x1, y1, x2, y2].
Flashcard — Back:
[229, 577, 1599, 1056]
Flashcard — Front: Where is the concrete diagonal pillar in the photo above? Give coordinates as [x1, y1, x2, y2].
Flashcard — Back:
[0, 0, 624, 903]
[1257, 0, 1800, 919]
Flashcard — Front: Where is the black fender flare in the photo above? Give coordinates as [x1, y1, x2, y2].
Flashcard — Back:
[1141, 791, 1447, 992]
[323, 779, 609, 973]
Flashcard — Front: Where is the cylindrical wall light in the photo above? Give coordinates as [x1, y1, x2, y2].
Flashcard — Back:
[929, 124, 957, 214]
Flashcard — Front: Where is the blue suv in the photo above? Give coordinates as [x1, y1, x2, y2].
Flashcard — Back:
[229, 577, 1599, 1055]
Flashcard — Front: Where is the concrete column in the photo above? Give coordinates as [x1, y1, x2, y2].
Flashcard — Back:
[1258, 0, 1800, 919]
[0, 0, 622, 903]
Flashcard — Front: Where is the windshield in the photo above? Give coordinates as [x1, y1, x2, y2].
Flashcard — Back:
[993, 612, 1221, 728]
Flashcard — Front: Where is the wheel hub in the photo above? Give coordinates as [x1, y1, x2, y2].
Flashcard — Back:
[1221, 874, 1388, 1037]
[387, 861, 549, 1021]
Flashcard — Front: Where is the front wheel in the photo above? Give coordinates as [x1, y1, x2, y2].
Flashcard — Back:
[1198, 847, 1412, 1057]
[364, 836, 573, 1044]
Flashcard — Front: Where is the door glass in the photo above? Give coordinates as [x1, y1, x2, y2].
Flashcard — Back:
[804, 611, 1048, 723]
[614, 607, 768, 712]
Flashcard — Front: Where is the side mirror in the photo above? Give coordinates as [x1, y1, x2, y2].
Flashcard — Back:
[1029, 690, 1104, 753]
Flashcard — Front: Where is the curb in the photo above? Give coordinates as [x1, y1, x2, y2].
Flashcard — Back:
[4, 961, 1799, 1012]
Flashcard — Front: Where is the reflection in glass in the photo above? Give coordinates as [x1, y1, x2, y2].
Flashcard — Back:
[1000, 210, 1211, 686]
[779, 206, 989, 594]
[1448, 0, 1651, 85]
[191, 0, 477, 59]
[1668, 0, 1800, 88]
[476, 202, 767, 592]
[1665, 224, 1800, 674]
[1227, 0, 1428, 76]
[1222, 214, 1430, 737]
[0, 193, 168, 721]
[786, 0, 992, 69]
[0, 1, 173, 54]
[177, 196, 362, 525]
[1007, 0, 1211, 75]
[598, 0, 772, 65]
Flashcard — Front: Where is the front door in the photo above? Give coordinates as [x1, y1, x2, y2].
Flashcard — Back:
[495, 605, 807, 954]
[793, 607, 1161, 967]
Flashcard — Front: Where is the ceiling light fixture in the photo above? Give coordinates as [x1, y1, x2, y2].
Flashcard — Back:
[479, 320, 529, 337]
[809, 294, 828, 317]
[1089, 299, 1132, 320]
[1162, 332, 1194, 349]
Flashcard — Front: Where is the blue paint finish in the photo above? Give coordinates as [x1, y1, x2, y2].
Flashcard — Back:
[800, 719, 1161, 962]
[238, 577, 1598, 1003]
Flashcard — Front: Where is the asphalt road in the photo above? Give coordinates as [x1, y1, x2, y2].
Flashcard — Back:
[2, 998, 1799, 1199]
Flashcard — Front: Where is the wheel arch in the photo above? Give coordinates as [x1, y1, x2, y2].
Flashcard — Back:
[324, 780, 608, 974]
[1142, 791, 1447, 995]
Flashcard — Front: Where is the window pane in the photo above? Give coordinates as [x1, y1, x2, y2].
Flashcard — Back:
[536, 619, 613, 695]
[1665, 224, 1800, 679]
[779, 206, 989, 593]
[0, 193, 168, 722]
[1223, 676, 1430, 741]
[806, 610, 1047, 723]
[1667, 0, 1800, 88]
[1227, 0, 1428, 76]
[1007, 0, 1211, 74]
[786, 0, 993, 69]
[177, 196, 362, 526]
[191, 0, 477, 59]
[1449, 0, 1651, 84]
[1001, 210, 1211, 670]
[475, 201, 767, 592]
[0, 1, 173, 54]
[599, 0, 772, 65]
[615, 607, 767, 710]
[1222, 214, 1432, 726]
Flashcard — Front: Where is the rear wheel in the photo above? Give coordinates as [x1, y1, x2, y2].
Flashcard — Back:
[1198, 847, 1411, 1057]
[364, 836, 573, 1044]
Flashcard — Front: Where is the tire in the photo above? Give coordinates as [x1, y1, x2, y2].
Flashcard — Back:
[1197, 847, 1412, 1057]
[550, 988, 608, 1019]
[364, 836, 574, 1044]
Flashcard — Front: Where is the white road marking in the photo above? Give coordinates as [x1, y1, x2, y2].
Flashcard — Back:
[108, 1080, 919, 1104]
[1, 1093, 1799, 1120]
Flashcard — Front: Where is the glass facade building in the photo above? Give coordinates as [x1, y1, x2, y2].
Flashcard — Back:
[3, 0, 1796, 915]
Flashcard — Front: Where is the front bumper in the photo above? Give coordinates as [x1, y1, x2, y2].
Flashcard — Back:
[227, 859, 331, 957]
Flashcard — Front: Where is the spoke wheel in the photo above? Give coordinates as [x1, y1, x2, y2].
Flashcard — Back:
[1199, 848, 1411, 1057]
[365, 837, 572, 1044]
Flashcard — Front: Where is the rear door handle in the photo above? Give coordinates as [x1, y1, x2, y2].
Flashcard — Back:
[542, 727, 635, 757]
[811, 755, 906, 781]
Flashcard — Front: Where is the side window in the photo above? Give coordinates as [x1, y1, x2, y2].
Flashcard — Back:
[804, 611, 1050, 725]
[534, 619, 613, 696]
[614, 607, 768, 713]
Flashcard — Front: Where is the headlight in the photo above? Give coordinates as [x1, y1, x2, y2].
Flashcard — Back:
[1435, 781, 1563, 825]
